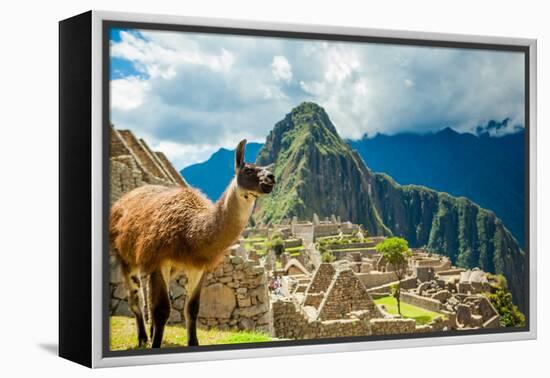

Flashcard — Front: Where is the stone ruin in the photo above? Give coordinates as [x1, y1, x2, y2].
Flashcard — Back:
[273, 262, 382, 339]
[283, 258, 310, 277]
[111, 248, 271, 332]
[109, 126, 186, 205]
[243, 213, 503, 338]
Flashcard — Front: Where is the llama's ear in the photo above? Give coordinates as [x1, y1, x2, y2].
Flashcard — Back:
[235, 139, 247, 171]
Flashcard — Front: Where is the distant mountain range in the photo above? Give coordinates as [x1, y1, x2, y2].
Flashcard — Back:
[349, 126, 525, 247]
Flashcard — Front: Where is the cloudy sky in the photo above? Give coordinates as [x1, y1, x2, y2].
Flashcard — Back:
[110, 28, 525, 169]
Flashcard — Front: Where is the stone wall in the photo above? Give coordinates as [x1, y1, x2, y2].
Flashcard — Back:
[370, 318, 416, 335]
[317, 268, 379, 321]
[291, 224, 313, 235]
[272, 299, 372, 339]
[110, 157, 172, 205]
[110, 252, 272, 333]
[154, 151, 187, 186]
[331, 249, 378, 260]
[328, 242, 372, 251]
[117, 129, 168, 180]
[109, 126, 184, 205]
[305, 263, 335, 295]
[366, 276, 418, 294]
[197, 254, 271, 332]
[313, 224, 340, 239]
[303, 292, 324, 308]
[401, 292, 442, 312]
[357, 271, 397, 289]
[284, 238, 303, 248]
[414, 258, 445, 268]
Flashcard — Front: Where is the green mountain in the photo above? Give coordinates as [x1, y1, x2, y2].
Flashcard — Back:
[255, 102, 389, 235]
[255, 102, 526, 310]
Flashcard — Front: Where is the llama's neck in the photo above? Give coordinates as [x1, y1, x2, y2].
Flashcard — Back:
[217, 178, 256, 227]
[202, 178, 256, 257]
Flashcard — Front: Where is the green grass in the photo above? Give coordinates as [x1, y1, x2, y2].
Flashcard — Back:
[373, 296, 444, 325]
[244, 237, 267, 243]
[243, 238, 268, 252]
[110, 316, 272, 351]
[285, 246, 305, 252]
[327, 247, 377, 253]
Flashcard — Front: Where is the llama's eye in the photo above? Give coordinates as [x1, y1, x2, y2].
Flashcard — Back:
[245, 169, 254, 176]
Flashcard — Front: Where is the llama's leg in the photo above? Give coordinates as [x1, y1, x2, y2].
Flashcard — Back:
[184, 267, 205, 346]
[121, 263, 148, 347]
[149, 265, 171, 348]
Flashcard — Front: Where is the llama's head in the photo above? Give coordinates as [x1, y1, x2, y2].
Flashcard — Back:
[235, 139, 276, 196]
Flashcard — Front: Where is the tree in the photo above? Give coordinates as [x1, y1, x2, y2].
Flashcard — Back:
[487, 287, 525, 327]
[376, 237, 412, 315]
[267, 231, 285, 258]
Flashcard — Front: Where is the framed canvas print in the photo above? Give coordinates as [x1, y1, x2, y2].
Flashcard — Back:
[59, 10, 537, 368]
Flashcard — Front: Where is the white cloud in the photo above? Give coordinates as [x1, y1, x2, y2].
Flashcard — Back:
[151, 140, 222, 169]
[111, 30, 235, 79]
[110, 28, 525, 168]
[323, 46, 360, 82]
[111, 77, 149, 110]
[271, 55, 292, 83]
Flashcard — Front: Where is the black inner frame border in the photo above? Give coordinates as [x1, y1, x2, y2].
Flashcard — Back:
[101, 19, 531, 359]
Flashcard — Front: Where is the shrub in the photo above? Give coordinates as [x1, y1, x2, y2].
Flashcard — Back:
[486, 287, 525, 327]
[267, 231, 285, 257]
[321, 251, 336, 263]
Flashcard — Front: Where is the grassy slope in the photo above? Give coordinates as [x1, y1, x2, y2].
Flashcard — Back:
[374, 296, 444, 325]
[110, 316, 271, 351]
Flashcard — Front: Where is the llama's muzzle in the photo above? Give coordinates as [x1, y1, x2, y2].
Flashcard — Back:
[259, 170, 275, 193]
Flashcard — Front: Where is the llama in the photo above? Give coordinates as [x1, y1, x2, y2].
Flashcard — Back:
[110, 139, 275, 348]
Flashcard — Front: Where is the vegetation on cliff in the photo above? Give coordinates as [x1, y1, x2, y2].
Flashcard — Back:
[485, 274, 526, 327]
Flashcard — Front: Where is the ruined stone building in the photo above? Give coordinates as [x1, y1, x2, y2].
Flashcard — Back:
[109, 126, 186, 205]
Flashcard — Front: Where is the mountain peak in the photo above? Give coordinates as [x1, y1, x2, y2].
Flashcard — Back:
[289, 102, 338, 135]
[291, 101, 326, 115]
[256, 102, 342, 167]
[438, 126, 459, 136]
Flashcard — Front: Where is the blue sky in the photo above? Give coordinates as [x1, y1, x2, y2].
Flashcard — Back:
[109, 28, 525, 169]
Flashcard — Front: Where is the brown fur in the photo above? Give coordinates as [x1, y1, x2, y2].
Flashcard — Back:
[110, 181, 255, 274]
